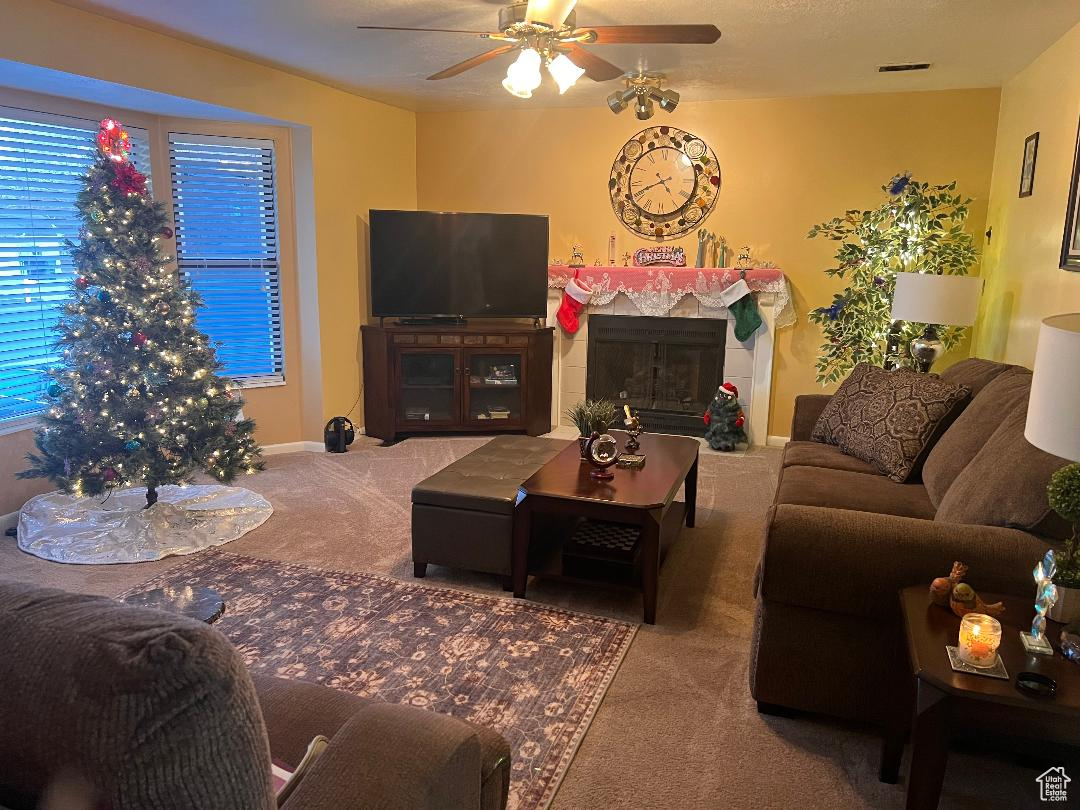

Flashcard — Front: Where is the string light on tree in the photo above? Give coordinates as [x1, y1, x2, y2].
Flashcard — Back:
[19, 117, 265, 508]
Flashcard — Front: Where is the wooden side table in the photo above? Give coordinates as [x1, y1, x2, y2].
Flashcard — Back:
[884, 586, 1080, 808]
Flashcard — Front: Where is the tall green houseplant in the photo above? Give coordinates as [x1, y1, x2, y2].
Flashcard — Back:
[807, 173, 979, 384]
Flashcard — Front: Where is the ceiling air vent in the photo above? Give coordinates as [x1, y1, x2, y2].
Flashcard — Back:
[878, 62, 932, 73]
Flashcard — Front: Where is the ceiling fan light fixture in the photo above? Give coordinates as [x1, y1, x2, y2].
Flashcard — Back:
[656, 88, 680, 112]
[547, 53, 586, 94]
[502, 47, 543, 98]
[606, 86, 637, 114]
[524, 0, 578, 29]
[635, 96, 654, 121]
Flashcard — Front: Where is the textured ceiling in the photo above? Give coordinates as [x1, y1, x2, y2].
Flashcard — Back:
[59, 0, 1080, 111]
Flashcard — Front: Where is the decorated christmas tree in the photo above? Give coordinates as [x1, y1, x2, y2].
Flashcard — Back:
[19, 119, 263, 508]
[703, 382, 747, 451]
[807, 173, 978, 383]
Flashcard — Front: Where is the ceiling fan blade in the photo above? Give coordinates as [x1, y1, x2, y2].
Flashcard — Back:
[525, 0, 577, 28]
[564, 43, 624, 82]
[583, 24, 721, 45]
[357, 25, 490, 35]
[427, 45, 518, 80]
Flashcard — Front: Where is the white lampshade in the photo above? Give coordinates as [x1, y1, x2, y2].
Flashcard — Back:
[1024, 313, 1080, 462]
[525, 0, 577, 27]
[891, 273, 983, 325]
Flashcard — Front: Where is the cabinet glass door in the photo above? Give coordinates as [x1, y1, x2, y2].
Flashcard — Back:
[397, 349, 460, 425]
[465, 350, 525, 426]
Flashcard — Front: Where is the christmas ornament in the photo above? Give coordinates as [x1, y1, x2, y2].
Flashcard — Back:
[159, 226, 174, 239]
[198, 397, 209, 408]
[102, 468, 117, 482]
[111, 162, 147, 195]
[124, 439, 141, 452]
[46, 382, 62, 398]
[96, 118, 131, 162]
[704, 382, 748, 451]
[131, 331, 148, 347]
[97, 289, 111, 304]
[89, 208, 105, 223]
[75, 276, 89, 290]
[557, 273, 592, 335]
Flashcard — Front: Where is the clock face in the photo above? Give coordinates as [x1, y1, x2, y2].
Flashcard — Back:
[609, 126, 720, 240]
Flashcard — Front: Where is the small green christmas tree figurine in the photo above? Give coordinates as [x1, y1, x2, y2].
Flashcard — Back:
[19, 118, 263, 508]
[704, 382, 747, 451]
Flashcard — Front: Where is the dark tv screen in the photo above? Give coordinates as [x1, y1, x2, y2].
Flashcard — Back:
[370, 210, 549, 318]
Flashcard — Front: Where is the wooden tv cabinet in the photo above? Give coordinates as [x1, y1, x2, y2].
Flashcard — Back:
[361, 323, 554, 442]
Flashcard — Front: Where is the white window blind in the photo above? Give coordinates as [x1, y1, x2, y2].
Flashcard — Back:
[168, 133, 283, 385]
[0, 109, 149, 423]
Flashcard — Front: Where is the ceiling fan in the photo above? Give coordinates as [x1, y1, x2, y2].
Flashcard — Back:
[357, 0, 720, 98]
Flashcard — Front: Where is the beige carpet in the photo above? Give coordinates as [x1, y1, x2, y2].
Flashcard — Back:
[0, 436, 1051, 809]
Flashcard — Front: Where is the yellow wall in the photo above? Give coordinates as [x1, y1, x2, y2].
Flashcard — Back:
[416, 88, 1001, 437]
[0, 0, 416, 514]
[973, 22, 1080, 362]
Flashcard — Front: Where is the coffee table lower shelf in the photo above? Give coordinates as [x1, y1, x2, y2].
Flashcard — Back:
[526, 503, 686, 604]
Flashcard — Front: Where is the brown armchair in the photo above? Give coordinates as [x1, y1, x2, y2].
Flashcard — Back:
[0, 580, 510, 810]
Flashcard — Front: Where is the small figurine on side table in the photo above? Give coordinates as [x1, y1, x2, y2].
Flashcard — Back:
[1021, 549, 1059, 655]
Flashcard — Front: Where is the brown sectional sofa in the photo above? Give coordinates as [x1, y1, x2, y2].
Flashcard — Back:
[750, 359, 1064, 733]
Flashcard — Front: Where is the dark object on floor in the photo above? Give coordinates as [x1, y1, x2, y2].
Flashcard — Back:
[879, 587, 1080, 808]
[513, 430, 699, 624]
[751, 358, 1061, 735]
[4, 526, 15, 538]
[122, 585, 226, 624]
[0, 579, 511, 810]
[323, 416, 355, 453]
[412, 435, 566, 580]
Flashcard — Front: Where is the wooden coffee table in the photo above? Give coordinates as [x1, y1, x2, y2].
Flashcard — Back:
[511, 430, 699, 624]
[883, 586, 1080, 808]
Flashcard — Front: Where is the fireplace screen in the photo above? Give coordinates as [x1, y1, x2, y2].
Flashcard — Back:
[586, 315, 726, 436]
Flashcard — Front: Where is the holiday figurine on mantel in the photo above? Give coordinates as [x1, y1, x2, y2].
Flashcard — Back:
[703, 382, 747, 451]
[19, 118, 264, 509]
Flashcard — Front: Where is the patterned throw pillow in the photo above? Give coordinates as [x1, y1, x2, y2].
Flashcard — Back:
[838, 373, 971, 483]
[811, 363, 905, 446]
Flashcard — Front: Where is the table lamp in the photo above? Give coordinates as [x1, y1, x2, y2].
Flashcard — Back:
[890, 273, 983, 372]
[1023, 313, 1080, 648]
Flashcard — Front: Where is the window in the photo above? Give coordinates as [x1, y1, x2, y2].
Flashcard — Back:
[168, 133, 283, 384]
[0, 110, 149, 423]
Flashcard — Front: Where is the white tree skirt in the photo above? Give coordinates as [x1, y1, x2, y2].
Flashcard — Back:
[18, 484, 273, 565]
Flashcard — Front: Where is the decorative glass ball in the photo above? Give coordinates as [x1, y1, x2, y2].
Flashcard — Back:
[589, 434, 620, 465]
[75, 276, 89, 290]
[46, 382, 62, 398]
[123, 439, 141, 452]
[97, 289, 111, 304]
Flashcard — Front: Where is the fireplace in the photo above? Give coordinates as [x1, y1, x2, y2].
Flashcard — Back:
[586, 315, 726, 436]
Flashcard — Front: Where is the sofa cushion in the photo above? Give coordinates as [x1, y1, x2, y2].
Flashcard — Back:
[837, 373, 971, 483]
[0, 580, 274, 809]
[935, 405, 1072, 539]
[811, 362, 890, 446]
[781, 440, 879, 475]
[412, 436, 568, 515]
[938, 357, 1013, 398]
[923, 367, 1032, 507]
[776, 465, 936, 520]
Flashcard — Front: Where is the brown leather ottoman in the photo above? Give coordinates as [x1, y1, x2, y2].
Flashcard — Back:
[412, 436, 569, 580]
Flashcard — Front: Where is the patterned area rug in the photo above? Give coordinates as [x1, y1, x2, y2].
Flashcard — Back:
[122, 551, 637, 810]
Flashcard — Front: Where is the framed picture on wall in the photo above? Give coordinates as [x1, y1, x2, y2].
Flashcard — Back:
[1019, 132, 1039, 197]
[1062, 118, 1080, 271]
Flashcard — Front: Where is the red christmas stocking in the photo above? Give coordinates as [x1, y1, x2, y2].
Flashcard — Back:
[557, 274, 592, 334]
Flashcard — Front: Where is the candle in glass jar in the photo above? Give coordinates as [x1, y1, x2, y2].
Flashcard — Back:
[958, 613, 1002, 667]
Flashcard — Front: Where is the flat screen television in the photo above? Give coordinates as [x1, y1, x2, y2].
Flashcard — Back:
[369, 210, 549, 319]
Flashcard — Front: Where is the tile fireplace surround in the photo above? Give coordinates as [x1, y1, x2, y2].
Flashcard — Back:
[546, 288, 779, 446]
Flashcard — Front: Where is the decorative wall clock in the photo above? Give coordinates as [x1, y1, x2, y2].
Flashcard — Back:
[609, 125, 720, 240]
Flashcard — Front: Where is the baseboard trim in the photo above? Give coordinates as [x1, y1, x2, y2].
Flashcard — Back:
[262, 441, 325, 456]
[1, 510, 18, 533]
[766, 435, 790, 448]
